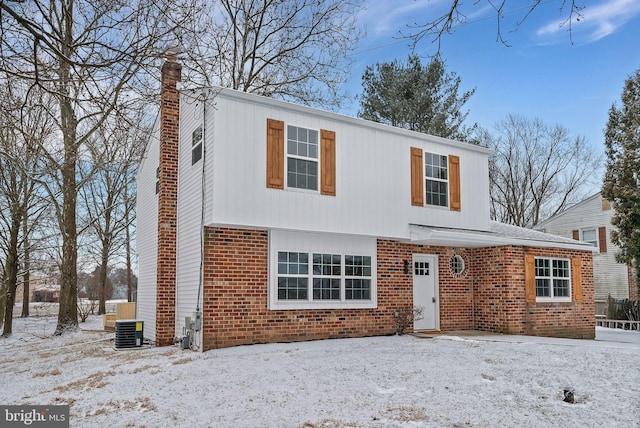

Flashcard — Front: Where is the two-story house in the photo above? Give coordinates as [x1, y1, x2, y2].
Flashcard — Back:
[136, 56, 596, 351]
[536, 192, 637, 314]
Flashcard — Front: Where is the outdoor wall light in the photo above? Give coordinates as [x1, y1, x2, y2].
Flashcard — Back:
[403, 259, 409, 274]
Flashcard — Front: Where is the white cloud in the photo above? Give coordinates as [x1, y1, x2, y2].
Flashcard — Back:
[358, 0, 442, 38]
[535, 0, 640, 43]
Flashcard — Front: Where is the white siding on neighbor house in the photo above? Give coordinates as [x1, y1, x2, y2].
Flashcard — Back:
[204, 89, 491, 239]
[175, 96, 206, 348]
[537, 193, 629, 300]
[136, 118, 160, 341]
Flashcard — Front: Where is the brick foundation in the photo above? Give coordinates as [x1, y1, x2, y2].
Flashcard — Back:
[200, 227, 595, 349]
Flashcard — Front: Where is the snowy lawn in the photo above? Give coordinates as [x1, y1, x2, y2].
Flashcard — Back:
[1, 315, 639, 428]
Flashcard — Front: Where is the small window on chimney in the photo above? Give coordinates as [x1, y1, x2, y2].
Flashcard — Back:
[192, 126, 203, 165]
[155, 167, 160, 194]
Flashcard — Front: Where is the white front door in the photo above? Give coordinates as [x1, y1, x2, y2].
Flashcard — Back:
[413, 254, 438, 331]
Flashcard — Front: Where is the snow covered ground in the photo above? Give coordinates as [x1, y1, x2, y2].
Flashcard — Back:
[1, 315, 639, 427]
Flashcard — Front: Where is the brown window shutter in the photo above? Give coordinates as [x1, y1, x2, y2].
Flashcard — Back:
[410, 147, 423, 206]
[266, 119, 285, 189]
[572, 230, 579, 240]
[448, 155, 461, 211]
[525, 254, 536, 303]
[598, 227, 607, 253]
[572, 257, 583, 302]
[320, 129, 336, 196]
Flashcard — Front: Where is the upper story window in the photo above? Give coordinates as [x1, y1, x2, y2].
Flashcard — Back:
[192, 126, 203, 165]
[411, 147, 460, 210]
[287, 125, 318, 191]
[581, 229, 597, 247]
[535, 257, 571, 301]
[424, 152, 448, 207]
[267, 118, 335, 195]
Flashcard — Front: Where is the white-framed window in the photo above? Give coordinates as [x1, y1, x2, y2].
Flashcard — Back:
[277, 252, 372, 302]
[192, 126, 203, 165]
[581, 229, 598, 248]
[450, 254, 465, 275]
[270, 231, 377, 310]
[424, 152, 448, 207]
[535, 257, 571, 301]
[286, 125, 318, 191]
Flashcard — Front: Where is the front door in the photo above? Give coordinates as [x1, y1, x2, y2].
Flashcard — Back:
[412, 254, 438, 331]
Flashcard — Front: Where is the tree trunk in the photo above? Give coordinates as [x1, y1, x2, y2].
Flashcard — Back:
[21, 216, 30, 317]
[98, 242, 109, 315]
[2, 210, 22, 336]
[55, 87, 79, 334]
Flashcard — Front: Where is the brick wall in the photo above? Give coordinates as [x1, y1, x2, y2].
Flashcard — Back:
[202, 228, 403, 350]
[471, 246, 595, 339]
[155, 55, 181, 346]
[376, 240, 475, 331]
[199, 228, 595, 349]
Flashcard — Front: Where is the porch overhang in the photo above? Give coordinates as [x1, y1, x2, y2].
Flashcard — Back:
[408, 221, 598, 252]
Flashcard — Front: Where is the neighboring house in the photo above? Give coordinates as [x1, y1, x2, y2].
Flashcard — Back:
[536, 192, 635, 314]
[136, 55, 597, 351]
[32, 285, 60, 303]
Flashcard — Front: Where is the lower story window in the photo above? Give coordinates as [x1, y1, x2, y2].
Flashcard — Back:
[276, 252, 372, 302]
[535, 257, 571, 300]
[345, 255, 371, 300]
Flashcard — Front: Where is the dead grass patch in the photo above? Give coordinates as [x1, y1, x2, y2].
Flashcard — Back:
[52, 370, 115, 392]
[385, 405, 429, 422]
[481, 373, 496, 381]
[32, 368, 62, 378]
[91, 396, 157, 416]
[301, 419, 358, 428]
[171, 357, 193, 365]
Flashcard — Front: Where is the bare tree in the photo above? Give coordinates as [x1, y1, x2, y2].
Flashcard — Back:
[181, 0, 364, 108]
[0, 84, 52, 336]
[479, 114, 600, 227]
[0, 0, 193, 334]
[80, 110, 148, 314]
[405, 1, 585, 48]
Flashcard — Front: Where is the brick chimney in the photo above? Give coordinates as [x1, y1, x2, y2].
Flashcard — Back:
[156, 51, 181, 346]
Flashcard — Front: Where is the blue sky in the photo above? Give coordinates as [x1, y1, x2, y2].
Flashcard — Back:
[341, 0, 640, 172]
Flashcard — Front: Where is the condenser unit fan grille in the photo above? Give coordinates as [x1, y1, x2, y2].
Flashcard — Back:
[115, 320, 144, 349]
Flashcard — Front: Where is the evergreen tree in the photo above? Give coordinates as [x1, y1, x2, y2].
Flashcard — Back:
[358, 55, 475, 140]
[602, 69, 640, 296]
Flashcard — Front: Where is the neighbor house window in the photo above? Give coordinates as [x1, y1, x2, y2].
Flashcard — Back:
[535, 257, 571, 300]
[581, 229, 597, 247]
[276, 252, 372, 302]
[192, 126, 203, 165]
[287, 125, 318, 190]
[424, 152, 448, 207]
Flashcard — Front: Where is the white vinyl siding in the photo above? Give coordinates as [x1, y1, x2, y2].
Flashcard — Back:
[136, 119, 160, 341]
[536, 193, 629, 300]
[207, 88, 491, 239]
[176, 99, 207, 348]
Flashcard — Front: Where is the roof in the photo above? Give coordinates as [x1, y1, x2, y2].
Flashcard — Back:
[408, 221, 596, 252]
[536, 192, 602, 227]
[187, 86, 494, 156]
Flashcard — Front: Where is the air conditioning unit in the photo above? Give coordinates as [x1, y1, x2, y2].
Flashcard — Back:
[115, 320, 144, 349]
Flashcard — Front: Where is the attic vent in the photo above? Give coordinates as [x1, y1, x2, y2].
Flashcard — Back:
[115, 320, 144, 349]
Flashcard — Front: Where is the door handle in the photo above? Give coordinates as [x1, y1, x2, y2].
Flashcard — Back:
[432, 297, 436, 303]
